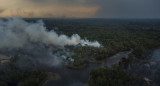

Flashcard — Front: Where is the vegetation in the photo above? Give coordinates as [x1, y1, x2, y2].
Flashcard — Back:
[42, 19, 160, 67]
[0, 55, 48, 86]
[13, 19, 160, 85]
[88, 66, 151, 86]
[0, 70, 48, 86]
[154, 68, 160, 86]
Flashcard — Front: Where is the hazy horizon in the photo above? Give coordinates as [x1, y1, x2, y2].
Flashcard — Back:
[0, 0, 160, 19]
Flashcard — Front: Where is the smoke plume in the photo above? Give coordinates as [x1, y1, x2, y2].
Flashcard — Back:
[0, 17, 101, 49]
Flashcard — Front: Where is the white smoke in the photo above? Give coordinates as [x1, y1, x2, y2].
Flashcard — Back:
[0, 17, 101, 49]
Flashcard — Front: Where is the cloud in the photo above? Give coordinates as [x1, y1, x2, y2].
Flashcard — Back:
[0, 0, 160, 18]
[0, 9, 4, 14]
[30, 0, 90, 6]
[93, 0, 160, 18]
[0, 5, 99, 18]
[0, 0, 99, 18]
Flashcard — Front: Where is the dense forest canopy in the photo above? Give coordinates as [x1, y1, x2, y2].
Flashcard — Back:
[1, 18, 160, 86]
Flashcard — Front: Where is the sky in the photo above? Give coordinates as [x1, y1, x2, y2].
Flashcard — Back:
[0, 0, 160, 18]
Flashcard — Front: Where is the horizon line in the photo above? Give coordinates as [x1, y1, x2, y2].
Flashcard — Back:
[0, 17, 160, 20]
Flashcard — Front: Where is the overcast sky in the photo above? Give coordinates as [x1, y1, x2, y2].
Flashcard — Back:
[0, 0, 160, 18]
